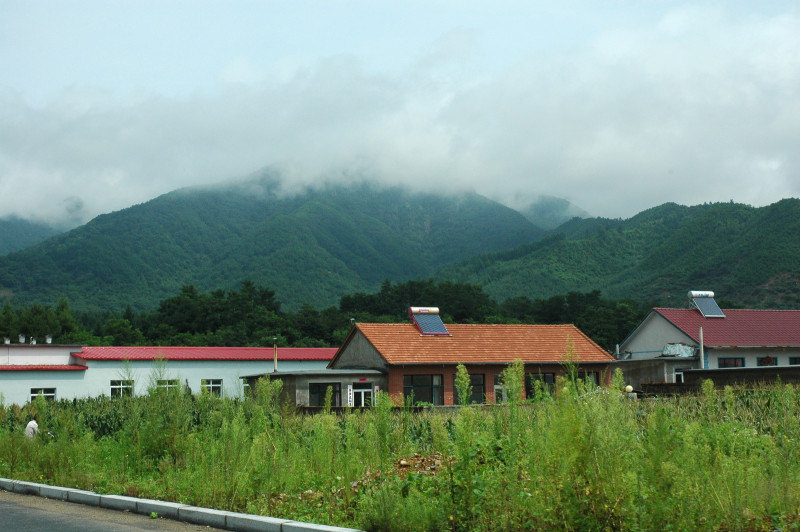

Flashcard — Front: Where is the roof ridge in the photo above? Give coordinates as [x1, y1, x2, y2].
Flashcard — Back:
[655, 307, 800, 313]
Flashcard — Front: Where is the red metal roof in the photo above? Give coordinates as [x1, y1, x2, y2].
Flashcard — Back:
[0, 365, 87, 371]
[336, 323, 613, 365]
[655, 308, 800, 347]
[75, 346, 337, 361]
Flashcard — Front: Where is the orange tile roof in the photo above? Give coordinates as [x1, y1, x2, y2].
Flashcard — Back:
[351, 323, 613, 365]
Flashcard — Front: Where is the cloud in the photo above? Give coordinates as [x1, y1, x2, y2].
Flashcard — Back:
[0, 6, 797, 225]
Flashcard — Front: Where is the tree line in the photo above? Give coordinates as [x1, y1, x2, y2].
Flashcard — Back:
[0, 280, 653, 351]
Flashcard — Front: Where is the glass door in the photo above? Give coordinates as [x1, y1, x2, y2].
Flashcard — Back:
[352, 382, 373, 406]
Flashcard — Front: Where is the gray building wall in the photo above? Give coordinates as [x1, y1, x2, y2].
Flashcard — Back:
[621, 313, 697, 360]
[331, 332, 389, 370]
[267, 372, 388, 406]
[615, 358, 700, 388]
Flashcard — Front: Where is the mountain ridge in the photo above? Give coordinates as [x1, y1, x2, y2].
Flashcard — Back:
[0, 177, 543, 311]
[440, 199, 800, 309]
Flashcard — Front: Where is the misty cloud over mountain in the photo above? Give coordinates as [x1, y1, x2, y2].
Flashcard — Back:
[1, 5, 797, 226]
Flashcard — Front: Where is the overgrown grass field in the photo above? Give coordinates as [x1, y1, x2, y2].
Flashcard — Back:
[3, 371, 800, 531]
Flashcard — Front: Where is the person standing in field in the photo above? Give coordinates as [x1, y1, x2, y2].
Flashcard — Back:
[25, 416, 38, 438]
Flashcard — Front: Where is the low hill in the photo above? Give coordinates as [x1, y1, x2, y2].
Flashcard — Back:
[0, 175, 543, 311]
[440, 199, 800, 309]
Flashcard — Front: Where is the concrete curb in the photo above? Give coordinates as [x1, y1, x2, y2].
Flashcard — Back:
[0, 477, 362, 532]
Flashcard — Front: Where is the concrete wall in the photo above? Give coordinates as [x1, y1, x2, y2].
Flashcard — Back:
[684, 366, 800, 386]
[1, 344, 80, 365]
[614, 358, 700, 388]
[620, 313, 696, 360]
[331, 332, 388, 370]
[274, 374, 389, 406]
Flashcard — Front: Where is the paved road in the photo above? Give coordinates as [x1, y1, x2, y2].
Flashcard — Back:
[0, 489, 225, 532]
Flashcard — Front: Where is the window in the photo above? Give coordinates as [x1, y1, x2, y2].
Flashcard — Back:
[493, 374, 507, 403]
[30, 388, 56, 402]
[757, 356, 778, 367]
[674, 368, 692, 384]
[351, 382, 374, 407]
[526, 372, 555, 397]
[453, 373, 485, 404]
[201, 379, 223, 396]
[156, 379, 180, 390]
[309, 383, 342, 407]
[578, 371, 600, 385]
[718, 357, 745, 368]
[110, 380, 133, 397]
[789, 357, 800, 366]
[403, 374, 444, 405]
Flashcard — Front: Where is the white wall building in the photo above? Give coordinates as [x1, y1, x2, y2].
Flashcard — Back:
[618, 299, 800, 387]
[0, 344, 335, 406]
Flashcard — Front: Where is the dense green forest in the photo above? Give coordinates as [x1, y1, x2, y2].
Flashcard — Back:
[1, 175, 796, 315]
[0, 216, 61, 256]
[442, 199, 800, 309]
[0, 177, 542, 311]
[0, 280, 651, 351]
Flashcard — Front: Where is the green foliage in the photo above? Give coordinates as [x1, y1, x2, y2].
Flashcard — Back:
[0, 180, 541, 312]
[444, 199, 800, 310]
[0, 216, 60, 256]
[454, 364, 472, 406]
[0, 281, 645, 350]
[4, 385, 800, 529]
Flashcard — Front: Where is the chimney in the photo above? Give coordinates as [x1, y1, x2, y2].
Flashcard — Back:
[273, 337, 278, 373]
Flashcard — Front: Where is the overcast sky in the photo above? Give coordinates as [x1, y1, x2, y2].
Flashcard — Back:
[1, 1, 798, 226]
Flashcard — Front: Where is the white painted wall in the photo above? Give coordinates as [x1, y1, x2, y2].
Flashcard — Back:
[0, 370, 88, 405]
[707, 348, 800, 369]
[1, 344, 79, 365]
[0, 356, 330, 406]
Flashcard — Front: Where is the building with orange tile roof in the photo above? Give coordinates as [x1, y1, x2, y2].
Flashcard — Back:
[327, 310, 614, 406]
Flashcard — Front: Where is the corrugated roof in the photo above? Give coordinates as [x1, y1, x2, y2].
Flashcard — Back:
[347, 323, 613, 365]
[655, 308, 800, 347]
[76, 346, 336, 361]
[0, 365, 87, 371]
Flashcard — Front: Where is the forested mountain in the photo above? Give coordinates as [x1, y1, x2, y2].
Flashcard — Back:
[519, 195, 590, 229]
[0, 216, 61, 255]
[441, 199, 800, 309]
[0, 175, 543, 311]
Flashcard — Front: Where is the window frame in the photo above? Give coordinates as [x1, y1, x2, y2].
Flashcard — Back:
[308, 382, 342, 407]
[30, 388, 56, 402]
[110, 379, 134, 397]
[403, 374, 444, 406]
[453, 373, 485, 404]
[577, 371, 600, 385]
[526, 372, 555, 397]
[718, 357, 745, 368]
[201, 378, 223, 396]
[756, 356, 778, 367]
[156, 379, 180, 390]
